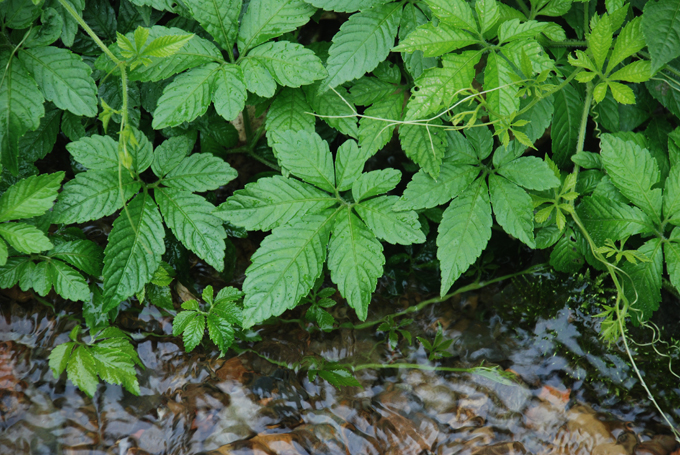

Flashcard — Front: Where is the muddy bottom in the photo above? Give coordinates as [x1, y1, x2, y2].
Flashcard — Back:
[1, 273, 679, 455]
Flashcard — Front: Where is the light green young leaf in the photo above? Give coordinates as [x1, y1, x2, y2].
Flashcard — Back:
[270, 130, 335, 192]
[49, 259, 91, 301]
[49, 240, 104, 276]
[247, 41, 327, 88]
[155, 188, 226, 271]
[328, 208, 383, 320]
[66, 346, 99, 398]
[588, 13, 612, 73]
[89, 344, 139, 395]
[305, 83, 359, 138]
[358, 92, 402, 155]
[151, 136, 192, 178]
[49, 342, 75, 377]
[476, 0, 500, 34]
[238, 0, 316, 53]
[355, 195, 425, 244]
[152, 63, 219, 129]
[608, 82, 635, 104]
[609, 61, 652, 83]
[394, 162, 479, 211]
[600, 134, 662, 221]
[642, 0, 680, 74]
[102, 192, 165, 310]
[301, 0, 387, 12]
[399, 120, 448, 179]
[183, 0, 241, 51]
[19, 46, 97, 117]
[405, 51, 483, 120]
[0, 172, 64, 222]
[393, 23, 479, 57]
[239, 57, 277, 97]
[242, 210, 336, 327]
[173, 310, 197, 336]
[437, 179, 492, 295]
[424, 0, 476, 31]
[141, 33, 193, 58]
[207, 313, 235, 353]
[317, 368, 362, 387]
[489, 175, 535, 247]
[609, 17, 646, 70]
[351, 169, 401, 202]
[498, 19, 548, 44]
[621, 238, 662, 322]
[162, 153, 238, 192]
[214, 176, 337, 231]
[484, 51, 519, 118]
[551, 82, 582, 167]
[497, 157, 560, 190]
[335, 140, 369, 192]
[321, 2, 402, 91]
[577, 195, 654, 245]
[212, 64, 247, 122]
[0, 222, 53, 254]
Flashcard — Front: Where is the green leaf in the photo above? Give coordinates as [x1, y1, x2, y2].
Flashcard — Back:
[395, 162, 479, 211]
[317, 368, 361, 387]
[207, 313, 235, 352]
[328, 208, 383, 320]
[349, 77, 398, 106]
[399, 3, 438, 79]
[53, 170, 141, 224]
[31, 261, 54, 297]
[242, 210, 335, 327]
[49, 342, 75, 377]
[212, 64, 247, 122]
[215, 286, 244, 305]
[215, 176, 337, 231]
[0, 238, 7, 266]
[162, 153, 237, 192]
[19, 46, 97, 117]
[437, 179, 492, 295]
[238, 0, 316, 53]
[184, 0, 241, 51]
[358, 92, 402, 155]
[609, 17, 646, 70]
[305, 83, 359, 138]
[609, 61, 652, 83]
[271, 130, 335, 192]
[476, 0, 500, 34]
[147, 284, 173, 310]
[335, 139, 368, 192]
[0, 172, 63, 222]
[0, 257, 33, 289]
[49, 259, 91, 301]
[355, 195, 425, 244]
[577, 195, 654, 245]
[49, 240, 104, 276]
[321, 2, 402, 91]
[46, 0, 85, 47]
[302, 0, 387, 12]
[393, 22, 479, 57]
[464, 127, 494, 161]
[588, 13, 612, 73]
[1, 0, 42, 29]
[352, 169, 401, 202]
[600, 134, 662, 221]
[484, 51, 519, 118]
[549, 229, 585, 273]
[266, 88, 315, 145]
[18, 103, 61, 162]
[664, 165, 680, 223]
[498, 19, 548, 44]
[424, 0, 476, 31]
[0, 222, 53, 253]
[89, 344, 139, 395]
[102, 192, 165, 309]
[489, 174, 535, 248]
[399, 120, 448, 179]
[66, 135, 119, 170]
[246, 41, 327, 88]
[155, 188, 226, 271]
[405, 51, 483, 120]
[182, 313, 206, 352]
[0, 49, 45, 174]
[551, 82, 582, 168]
[621, 238, 662, 322]
[642, 0, 680, 74]
[497, 157, 560, 190]
[151, 136, 192, 178]
[173, 310, 196, 336]
[664, 228, 680, 290]
[608, 82, 635, 104]
[239, 57, 277, 98]
[66, 346, 99, 398]
[152, 63, 219, 129]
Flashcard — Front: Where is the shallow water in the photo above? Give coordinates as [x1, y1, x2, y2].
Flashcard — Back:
[1, 272, 679, 455]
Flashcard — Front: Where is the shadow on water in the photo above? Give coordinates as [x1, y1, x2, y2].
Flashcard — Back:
[1, 272, 679, 455]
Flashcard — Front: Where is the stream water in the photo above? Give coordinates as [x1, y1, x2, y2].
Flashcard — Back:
[1, 271, 679, 455]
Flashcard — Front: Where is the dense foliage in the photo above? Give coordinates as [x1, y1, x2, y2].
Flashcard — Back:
[1, 0, 680, 398]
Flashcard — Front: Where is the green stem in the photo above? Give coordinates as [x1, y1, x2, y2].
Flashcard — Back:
[572, 81, 593, 186]
[515, 0, 531, 17]
[57, 0, 121, 65]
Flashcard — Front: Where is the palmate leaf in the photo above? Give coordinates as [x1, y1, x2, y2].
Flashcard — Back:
[155, 188, 226, 271]
[358, 92, 402, 155]
[335, 140, 369, 192]
[246, 41, 327, 88]
[207, 313, 235, 353]
[102, 192, 165, 310]
[399, 119, 448, 179]
[212, 64, 247, 122]
[0, 49, 44, 174]
[183, 0, 241, 51]
[53, 170, 141, 224]
[270, 130, 335, 192]
[240, 57, 277, 97]
[182, 313, 206, 352]
[19, 46, 97, 117]
[152, 63, 219, 129]
[151, 136, 191, 178]
[355, 195, 425, 245]
[621, 238, 663, 322]
[265, 88, 316, 145]
[484, 51, 519, 118]
[321, 2, 403, 91]
[66, 346, 99, 398]
[488, 174, 535, 248]
[0, 222, 53, 253]
[242, 210, 336, 327]
[589, 13, 613, 73]
[66, 135, 119, 170]
[395, 162, 479, 211]
[45, 259, 91, 301]
[609, 17, 646, 71]
[302, 0, 388, 12]
[327, 208, 383, 320]
[393, 22, 479, 57]
[215, 175, 337, 230]
[497, 157, 560, 191]
[0, 172, 63, 222]
[162, 153, 237, 192]
[238, 0, 316, 53]
[642, 0, 680, 74]
[89, 344, 139, 395]
[437, 178, 492, 295]
[140, 34, 194, 58]
[49, 240, 104, 277]
[351, 169, 401, 202]
[577, 195, 654, 245]
[305, 83, 359, 138]
[49, 342, 75, 378]
[551, 82, 582, 167]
